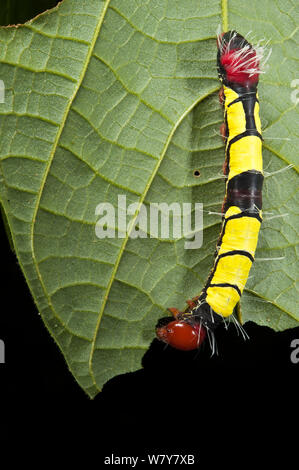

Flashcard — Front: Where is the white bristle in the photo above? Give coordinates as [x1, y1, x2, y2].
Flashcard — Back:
[217, 31, 272, 77]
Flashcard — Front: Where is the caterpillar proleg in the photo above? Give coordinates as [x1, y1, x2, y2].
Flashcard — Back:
[156, 31, 267, 351]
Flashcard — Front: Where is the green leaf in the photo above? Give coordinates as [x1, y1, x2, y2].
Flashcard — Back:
[0, 0, 298, 397]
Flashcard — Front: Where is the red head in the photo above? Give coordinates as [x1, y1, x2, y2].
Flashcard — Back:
[156, 320, 206, 351]
[217, 31, 260, 86]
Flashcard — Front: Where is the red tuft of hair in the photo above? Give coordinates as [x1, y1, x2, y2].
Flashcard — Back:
[221, 48, 259, 85]
[217, 31, 261, 86]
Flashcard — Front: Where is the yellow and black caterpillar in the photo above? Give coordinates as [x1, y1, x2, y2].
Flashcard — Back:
[156, 31, 265, 351]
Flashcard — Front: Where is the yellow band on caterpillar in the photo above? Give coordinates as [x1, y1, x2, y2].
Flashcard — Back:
[206, 253, 252, 317]
[228, 136, 263, 180]
[223, 86, 239, 106]
[218, 217, 261, 257]
[254, 101, 262, 134]
[226, 101, 246, 136]
[206, 285, 240, 317]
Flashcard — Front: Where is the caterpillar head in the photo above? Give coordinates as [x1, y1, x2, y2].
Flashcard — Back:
[217, 30, 263, 86]
[156, 319, 206, 351]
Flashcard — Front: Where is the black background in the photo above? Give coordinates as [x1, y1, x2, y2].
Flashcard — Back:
[0, 0, 61, 26]
[1, 0, 299, 464]
[1, 207, 299, 460]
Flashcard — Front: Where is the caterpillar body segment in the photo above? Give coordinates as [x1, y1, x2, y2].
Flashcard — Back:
[156, 31, 265, 351]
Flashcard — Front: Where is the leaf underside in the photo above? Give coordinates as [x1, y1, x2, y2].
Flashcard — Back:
[0, 0, 298, 397]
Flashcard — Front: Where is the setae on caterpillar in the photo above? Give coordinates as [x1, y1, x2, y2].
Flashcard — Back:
[156, 30, 267, 352]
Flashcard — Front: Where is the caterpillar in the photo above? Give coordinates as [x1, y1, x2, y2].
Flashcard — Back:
[156, 31, 266, 352]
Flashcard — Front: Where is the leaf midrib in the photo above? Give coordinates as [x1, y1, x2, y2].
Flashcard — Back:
[88, 85, 220, 388]
[88, 0, 230, 389]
